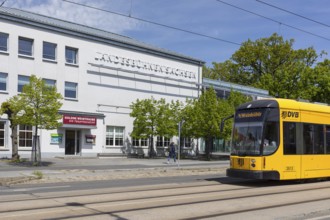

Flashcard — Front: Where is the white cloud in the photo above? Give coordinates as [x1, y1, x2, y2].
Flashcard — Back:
[5, 0, 141, 34]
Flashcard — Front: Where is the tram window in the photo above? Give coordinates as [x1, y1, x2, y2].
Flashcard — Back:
[263, 121, 279, 155]
[283, 122, 297, 154]
[326, 126, 330, 154]
[303, 124, 325, 154]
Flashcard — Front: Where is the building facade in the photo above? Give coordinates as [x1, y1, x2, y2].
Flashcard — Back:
[0, 7, 203, 158]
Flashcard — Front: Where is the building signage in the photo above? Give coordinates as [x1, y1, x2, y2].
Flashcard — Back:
[95, 52, 196, 79]
[50, 133, 63, 144]
[63, 115, 97, 126]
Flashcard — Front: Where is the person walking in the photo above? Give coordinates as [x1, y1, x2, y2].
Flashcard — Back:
[167, 142, 176, 164]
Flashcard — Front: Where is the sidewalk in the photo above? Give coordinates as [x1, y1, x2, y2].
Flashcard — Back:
[0, 157, 229, 185]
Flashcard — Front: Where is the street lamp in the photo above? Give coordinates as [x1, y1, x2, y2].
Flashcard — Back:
[178, 120, 185, 167]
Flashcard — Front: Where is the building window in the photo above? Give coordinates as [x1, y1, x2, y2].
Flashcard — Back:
[18, 37, 33, 56]
[0, 72, 7, 91]
[43, 42, 57, 60]
[215, 89, 231, 100]
[132, 138, 139, 147]
[156, 136, 163, 147]
[0, 32, 8, 52]
[132, 137, 148, 147]
[156, 136, 170, 147]
[141, 138, 148, 147]
[18, 75, 30, 93]
[43, 78, 56, 87]
[164, 137, 170, 147]
[65, 82, 77, 99]
[0, 122, 4, 147]
[65, 46, 78, 64]
[18, 125, 33, 148]
[106, 126, 124, 147]
[180, 137, 192, 148]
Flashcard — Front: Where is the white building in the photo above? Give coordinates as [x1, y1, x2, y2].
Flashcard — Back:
[0, 7, 204, 158]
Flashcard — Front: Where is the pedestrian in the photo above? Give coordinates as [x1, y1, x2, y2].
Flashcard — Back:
[167, 142, 176, 164]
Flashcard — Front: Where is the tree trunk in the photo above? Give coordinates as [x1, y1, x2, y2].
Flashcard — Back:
[149, 136, 155, 158]
[31, 126, 41, 165]
[11, 125, 19, 161]
[205, 136, 213, 161]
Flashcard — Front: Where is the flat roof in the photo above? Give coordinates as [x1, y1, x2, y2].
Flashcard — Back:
[0, 7, 205, 66]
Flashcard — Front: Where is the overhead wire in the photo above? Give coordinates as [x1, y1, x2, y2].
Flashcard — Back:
[0, 0, 7, 7]
[256, 0, 330, 28]
[216, 0, 330, 42]
[62, 0, 241, 46]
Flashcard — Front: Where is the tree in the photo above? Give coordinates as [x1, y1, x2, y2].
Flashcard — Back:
[13, 75, 63, 164]
[219, 91, 252, 140]
[156, 99, 181, 139]
[130, 98, 158, 157]
[310, 59, 330, 104]
[130, 97, 181, 157]
[208, 33, 325, 100]
[130, 90, 250, 160]
[190, 88, 222, 160]
[0, 98, 22, 160]
[180, 89, 251, 159]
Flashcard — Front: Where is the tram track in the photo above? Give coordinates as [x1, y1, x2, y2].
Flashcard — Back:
[1, 178, 330, 219]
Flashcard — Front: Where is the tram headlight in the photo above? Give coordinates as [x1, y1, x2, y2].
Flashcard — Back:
[251, 159, 256, 168]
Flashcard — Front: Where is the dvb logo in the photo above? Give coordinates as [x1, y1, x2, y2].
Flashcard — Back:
[281, 111, 299, 119]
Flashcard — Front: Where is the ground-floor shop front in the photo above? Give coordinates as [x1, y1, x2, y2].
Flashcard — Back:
[0, 110, 230, 159]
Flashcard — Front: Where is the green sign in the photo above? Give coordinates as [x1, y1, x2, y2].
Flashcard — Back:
[51, 134, 63, 144]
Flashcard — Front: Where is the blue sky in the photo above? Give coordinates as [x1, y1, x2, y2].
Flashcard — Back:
[4, 0, 330, 67]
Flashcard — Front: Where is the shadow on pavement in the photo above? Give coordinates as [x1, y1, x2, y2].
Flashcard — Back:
[1, 159, 54, 167]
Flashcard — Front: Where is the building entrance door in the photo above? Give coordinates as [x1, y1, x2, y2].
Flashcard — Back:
[65, 130, 81, 155]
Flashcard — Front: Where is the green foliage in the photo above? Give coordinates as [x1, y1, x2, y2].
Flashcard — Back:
[130, 98, 157, 139]
[14, 75, 63, 130]
[129, 89, 250, 160]
[1, 98, 22, 126]
[182, 88, 250, 140]
[0, 99, 23, 160]
[130, 97, 182, 139]
[193, 87, 221, 139]
[32, 170, 43, 179]
[220, 91, 252, 140]
[130, 97, 183, 157]
[1, 75, 63, 163]
[208, 33, 329, 103]
[310, 59, 330, 104]
[178, 88, 249, 159]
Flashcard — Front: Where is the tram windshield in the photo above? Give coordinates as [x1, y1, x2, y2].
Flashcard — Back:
[231, 109, 279, 156]
[232, 122, 263, 156]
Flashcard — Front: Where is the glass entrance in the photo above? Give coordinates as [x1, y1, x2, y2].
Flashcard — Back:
[65, 130, 81, 155]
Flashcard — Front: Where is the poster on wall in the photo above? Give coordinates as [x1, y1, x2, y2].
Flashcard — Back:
[85, 135, 96, 144]
[51, 134, 63, 144]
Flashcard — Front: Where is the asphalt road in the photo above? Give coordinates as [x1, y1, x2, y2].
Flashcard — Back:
[2, 174, 330, 220]
[1, 173, 226, 195]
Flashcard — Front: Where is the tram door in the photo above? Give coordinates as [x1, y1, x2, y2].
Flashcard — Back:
[65, 130, 81, 155]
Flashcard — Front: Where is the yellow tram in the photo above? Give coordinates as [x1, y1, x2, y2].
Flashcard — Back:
[226, 98, 330, 180]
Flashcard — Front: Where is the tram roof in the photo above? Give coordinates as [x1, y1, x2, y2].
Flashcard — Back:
[238, 98, 329, 114]
[276, 98, 329, 113]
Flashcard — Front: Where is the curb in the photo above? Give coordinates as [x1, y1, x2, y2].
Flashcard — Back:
[0, 176, 39, 186]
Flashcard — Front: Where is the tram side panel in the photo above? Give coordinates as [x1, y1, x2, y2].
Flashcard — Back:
[300, 110, 330, 179]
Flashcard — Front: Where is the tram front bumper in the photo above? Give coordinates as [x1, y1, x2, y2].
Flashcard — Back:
[226, 168, 280, 180]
